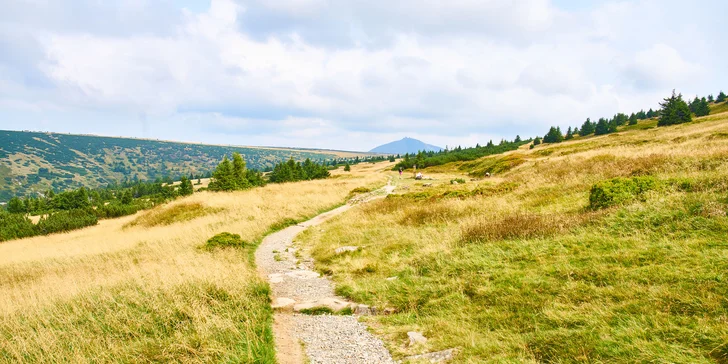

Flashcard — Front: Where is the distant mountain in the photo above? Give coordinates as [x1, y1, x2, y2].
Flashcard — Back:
[0, 130, 365, 201]
[369, 137, 443, 155]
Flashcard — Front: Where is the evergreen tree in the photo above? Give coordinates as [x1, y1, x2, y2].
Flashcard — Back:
[515, 135, 522, 143]
[694, 97, 710, 117]
[708, 94, 714, 103]
[533, 137, 542, 146]
[565, 127, 574, 140]
[209, 156, 236, 191]
[573, 127, 580, 135]
[594, 118, 610, 135]
[344, 163, 351, 172]
[646, 108, 656, 118]
[579, 118, 595, 136]
[628, 113, 638, 125]
[658, 90, 692, 127]
[7, 197, 25, 214]
[179, 176, 193, 196]
[120, 190, 133, 205]
[232, 152, 251, 189]
[543, 126, 564, 143]
[717, 91, 727, 103]
[636, 110, 647, 119]
[689, 96, 701, 114]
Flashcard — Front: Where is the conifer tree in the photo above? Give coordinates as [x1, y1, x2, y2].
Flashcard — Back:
[533, 137, 541, 146]
[209, 156, 236, 191]
[543, 126, 564, 143]
[179, 176, 194, 196]
[579, 118, 595, 136]
[658, 90, 692, 127]
[708, 94, 714, 103]
[594, 118, 610, 135]
[646, 108, 656, 118]
[628, 113, 638, 125]
[717, 91, 726, 103]
[565, 127, 574, 140]
[515, 135, 522, 143]
[344, 163, 351, 172]
[232, 152, 251, 189]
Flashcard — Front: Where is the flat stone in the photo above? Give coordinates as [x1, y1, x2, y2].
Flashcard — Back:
[407, 331, 427, 346]
[284, 270, 320, 279]
[294, 297, 352, 313]
[354, 304, 373, 316]
[272, 297, 296, 310]
[403, 348, 457, 363]
[335, 246, 360, 254]
[386, 276, 398, 281]
[269, 273, 284, 284]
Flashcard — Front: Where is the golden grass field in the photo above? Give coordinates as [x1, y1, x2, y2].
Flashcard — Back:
[0, 162, 390, 362]
[297, 110, 728, 362]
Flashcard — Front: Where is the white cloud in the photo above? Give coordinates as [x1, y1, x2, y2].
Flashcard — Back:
[0, 0, 726, 151]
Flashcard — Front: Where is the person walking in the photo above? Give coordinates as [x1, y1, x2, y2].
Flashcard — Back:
[398, 167, 403, 177]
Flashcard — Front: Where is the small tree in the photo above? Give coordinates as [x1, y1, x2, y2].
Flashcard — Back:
[579, 118, 595, 136]
[120, 190, 133, 205]
[658, 90, 692, 127]
[7, 197, 25, 214]
[179, 176, 194, 196]
[708, 94, 714, 103]
[543, 126, 564, 143]
[628, 113, 638, 125]
[231, 152, 251, 189]
[565, 127, 574, 140]
[533, 137, 542, 146]
[515, 135, 522, 143]
[594, 118, 610, 135]
[717, 91, 727, 103]
[209, 156, 236, 191]
[344, 163, 351, 172]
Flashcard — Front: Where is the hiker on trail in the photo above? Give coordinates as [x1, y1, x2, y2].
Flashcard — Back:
[398, 167, 403, 177]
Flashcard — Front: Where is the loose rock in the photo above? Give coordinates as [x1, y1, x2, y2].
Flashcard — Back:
[407, 332, 427, 346]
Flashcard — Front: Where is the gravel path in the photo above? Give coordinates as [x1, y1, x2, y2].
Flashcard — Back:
[255, 182, 396, 364]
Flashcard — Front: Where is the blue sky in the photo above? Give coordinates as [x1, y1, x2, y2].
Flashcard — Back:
[1, 0, 726, 151]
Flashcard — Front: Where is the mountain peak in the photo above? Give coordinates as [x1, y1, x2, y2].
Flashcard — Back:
[368, 138, 443, 154]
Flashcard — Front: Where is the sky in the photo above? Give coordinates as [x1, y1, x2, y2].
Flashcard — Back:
[0, 0, 726, 152]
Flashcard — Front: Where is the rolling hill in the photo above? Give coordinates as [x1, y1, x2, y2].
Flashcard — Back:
[369, 137, 442, 154]
[0, 130, 363, 201]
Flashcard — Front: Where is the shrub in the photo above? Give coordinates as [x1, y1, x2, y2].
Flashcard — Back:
[94, 202, 140, 219]
[589, 176, 658, 210]
[0, 212, 37, 242]
[450, 178, 466, 184]
[126, 202, 218, 228]
[203, 232, 246, 250]
[349, 187, 371, 194]
[36, 209, 98, 235]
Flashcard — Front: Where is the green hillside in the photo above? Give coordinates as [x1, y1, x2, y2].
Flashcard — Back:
[0, 130, 351, 201]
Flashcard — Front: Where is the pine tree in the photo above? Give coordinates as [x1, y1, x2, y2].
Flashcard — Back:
[717, 91, 727, 103]
[708, 94, 714, 103]
[694, 97, 711, 117]
[628, 113, 638, 125]
[646, 108, 656, 118]
[543, 126, 564, 143]
[533, 137, 542, 146]
[636, 110, 647, 119]
[7, 197, 25, 214]
[594, 118, 610, 135]
[515, 135, 522, 143]
[344, 163, 351, 172]
[579, 118, 595, 136]
[231, 152, 251, 189]
[658, 90, 692, 127]
[565, 127, 574, 140]
[179, 176, 193, 196]
[209, 156, 236, 191]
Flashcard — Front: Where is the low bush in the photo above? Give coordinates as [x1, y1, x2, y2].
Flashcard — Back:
[202, 232, 246, 250]
[36, 209, 98, 235]
[0, 212, 37, 242]
[450, 178, 466, 184]
[349, 187, 371, 194]
[589, 176, 658, 209]
[94, 202, 141, 219]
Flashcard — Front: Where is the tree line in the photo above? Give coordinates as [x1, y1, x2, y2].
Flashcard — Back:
[393, 138, 531, 171]
[535, 88, 724, 146]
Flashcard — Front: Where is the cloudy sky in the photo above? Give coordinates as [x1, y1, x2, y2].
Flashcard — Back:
[1, 0, 725, 151]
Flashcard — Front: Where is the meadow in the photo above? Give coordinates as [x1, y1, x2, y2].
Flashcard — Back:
[0, 164, 389, 363]
[297, 111, 728, 362]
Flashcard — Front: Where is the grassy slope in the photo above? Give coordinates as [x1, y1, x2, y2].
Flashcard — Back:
[0, 163, 391, 363]
[298, 113, 728, 362]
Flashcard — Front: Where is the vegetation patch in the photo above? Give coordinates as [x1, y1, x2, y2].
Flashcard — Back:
[589, 176, 658, 209]
[460, 154, 525, 177]
[461, 212, 599, 243]
[202, 232, 247, 251]
[126, 202, 221, 228]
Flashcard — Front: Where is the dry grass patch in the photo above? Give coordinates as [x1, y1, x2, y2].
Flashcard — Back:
[125, 202, 222, 228]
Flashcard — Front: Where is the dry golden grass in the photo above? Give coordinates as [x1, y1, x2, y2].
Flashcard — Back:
[0, 161, 390, 362]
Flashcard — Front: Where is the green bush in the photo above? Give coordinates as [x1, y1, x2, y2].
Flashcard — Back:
[589, 176, 658, 209]
[36, 209, 98, 235]
[450, 178, 466, 184]
[0, 212, 37, 242]
[203, 232, 246, 250]
[94, 202, 141, 219]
